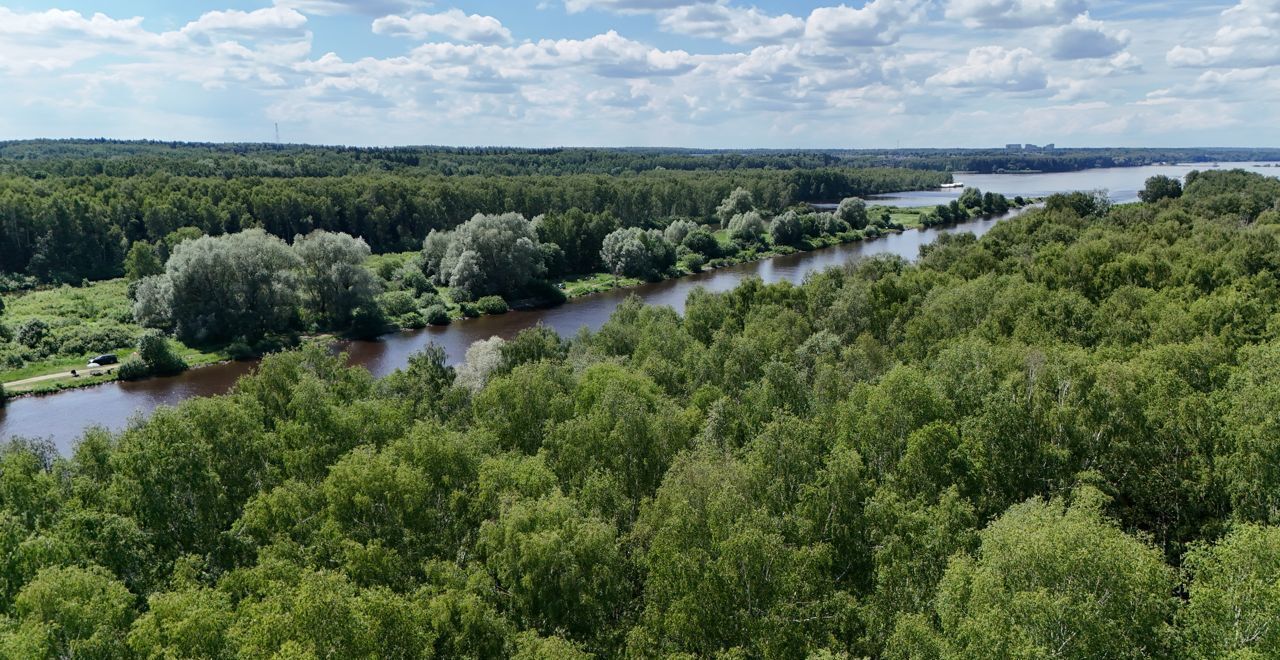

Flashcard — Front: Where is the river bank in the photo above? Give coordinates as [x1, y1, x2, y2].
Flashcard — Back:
[5, 198, 996, 398]
[0, 207, 1028, 449]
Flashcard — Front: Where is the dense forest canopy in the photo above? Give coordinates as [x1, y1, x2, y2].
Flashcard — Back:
[2, 140, 1278, 178]
[0, 170, 1279, 657]
[0, 166, 946, 285]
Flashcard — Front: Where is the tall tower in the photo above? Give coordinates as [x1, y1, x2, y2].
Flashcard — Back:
[275, 123, 280, 143]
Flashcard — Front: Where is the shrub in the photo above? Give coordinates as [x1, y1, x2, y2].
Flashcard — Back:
[137, 330, 188, 376]
[680, 252, 707, 272]
[460, 302, 481, 318]
[378, 290, 418, 318]
[349, 305, 389, 339]
[15, 318, 49, 349]
[682, 230, 720, 257]
[226, 342, 255, 361]
[424, 304, 451, 325]
[115, 356, 150, 381]
[476, 296, 509, 315]
[0, 348, 23, 370]
[54, 323, 137, 358]
[399, 311, 426, 329]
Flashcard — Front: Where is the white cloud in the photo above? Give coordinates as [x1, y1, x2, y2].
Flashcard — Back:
[373, 10, 513, 44]
[1045, 13, 1130, 60]
[806, 0, 930, 47]
[927, 46, 1048, 91]
[563, 0, 694, 13]
[946, 0, 1087, 28]
[274, 0, 425, 16]
[181, 7, 308, 36]
[658, 4, 804, 45]
[1166, 0, 1280, 68]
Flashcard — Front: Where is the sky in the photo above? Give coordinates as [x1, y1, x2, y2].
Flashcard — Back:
[0, 0, 1276, 148]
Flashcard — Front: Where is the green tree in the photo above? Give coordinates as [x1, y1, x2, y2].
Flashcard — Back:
[5, 565, 135, 659]
[835, 197, 869, 229]
[600, 228, 675, 280]
[769, 210, 804, 246]
[716, 187, 755, 226]
[1179, 524, 1280, 658]
[477, 494, 628, 643]
[293, 230, 380, 331]
[934, 488, 1177, 658]
[163, 229, 302, 343]
[123, 241, 164, 281]
[1139, 175, 1183, 203]
[423, 213, 545, 301]
[727, 211, 767, 245]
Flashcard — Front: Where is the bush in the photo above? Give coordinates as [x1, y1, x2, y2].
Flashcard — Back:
[378, 290, 418, 318]
[137, 330, 188, 376]
[15, 318, 49, 349]
[460, 302, 481, 318]
[424, 304, 451, 325]
[226, 342, 255, 361]
[115, 355, 150, 381]
[53, 323, 137, 358]
[680, 252, 707, 272]
[476, 296, 509, 315]
[682, 230, 720, 257]
[399, 311, 426, 329]
[349, 305, 389, 339]
[0, 348, 23, 370]
[520, 279, 568, 307]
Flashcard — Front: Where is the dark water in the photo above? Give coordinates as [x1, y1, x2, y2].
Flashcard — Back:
[0, 213, 1010, 451]
[864, 162, 1279, 207]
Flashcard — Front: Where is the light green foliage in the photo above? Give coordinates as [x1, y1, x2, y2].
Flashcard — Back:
[663, 218, 700, 246]
[600, 227, 676, 279]
[769, 210, 804, 246]
[934, 489, 1176, 659]
[423, 213, 545, 301]
[0, 168, 1277, 657]
[477, 493, 627, 643]
[1179, 524, 1280, 658]
[5, 565, 135, 659]
[123, 242, 164, 282]
[163, 229, 303, 344]
[835, 196, 868, 229]
[716, 187, 755, 226]
[292, 230, 380, 330]
[727, 210, 767, 244]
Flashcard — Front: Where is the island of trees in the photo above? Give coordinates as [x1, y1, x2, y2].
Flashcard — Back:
[0, 168, 1277, 657]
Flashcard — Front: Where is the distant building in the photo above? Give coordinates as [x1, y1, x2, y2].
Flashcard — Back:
[1043, 143, 1055, 151]
[1005, 143, 1022, 151]
[1024, 143, 1041, 151]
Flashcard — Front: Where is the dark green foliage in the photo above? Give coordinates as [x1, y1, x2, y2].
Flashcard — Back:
[475, 296, 509, 315]
[6, 170, 1280, 656]
[1139, 174, 1184, 203]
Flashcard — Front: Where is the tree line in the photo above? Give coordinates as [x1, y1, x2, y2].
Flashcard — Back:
[0, 169, 1278, 656]
[0, 167, 948, 285]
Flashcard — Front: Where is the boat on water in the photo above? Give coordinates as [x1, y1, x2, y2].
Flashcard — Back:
[940, 182, 965, 189]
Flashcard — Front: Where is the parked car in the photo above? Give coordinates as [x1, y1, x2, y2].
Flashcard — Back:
[88, 354, 118, 367]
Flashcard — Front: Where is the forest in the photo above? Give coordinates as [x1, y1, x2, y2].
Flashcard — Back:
[0, 169, 1276, 657]
[0, 165, 947, 286]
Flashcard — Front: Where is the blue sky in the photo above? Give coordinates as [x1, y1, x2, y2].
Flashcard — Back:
[0, 0, 1275, 147]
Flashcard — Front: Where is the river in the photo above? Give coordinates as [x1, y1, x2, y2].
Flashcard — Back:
[3, 162, 1277, 450]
